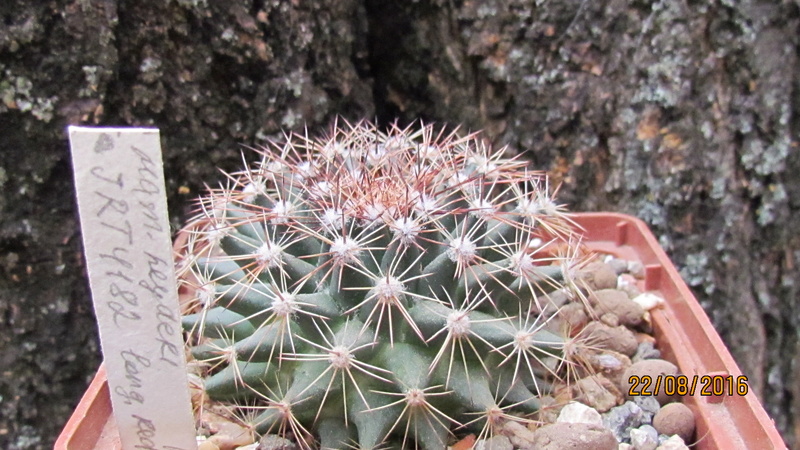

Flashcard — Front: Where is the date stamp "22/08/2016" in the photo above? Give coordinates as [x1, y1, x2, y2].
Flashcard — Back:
[628, 374, 750, 397]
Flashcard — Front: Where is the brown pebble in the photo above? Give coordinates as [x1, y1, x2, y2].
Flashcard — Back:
[587, 350, 632, 388]
[618, 280, 642, 298]
[583, 262, 619, 290]
[532, 422, 618, 450]
[554, 383, 574, 404]
[536, 395, 561, 424]
[198, 441, 220, 450]
[571, 374, 623, 412]
[623, 359, 679, 404]
[532, 289, 570, 316]
[545, 288, 572, 307]
[606, 258, 629, 275]
[592, 289, 645, 327]
[202, 408, 256, 449]
[600, 312, 620, 327]
[583, 321, 639, 356]
[636, 332, 657, 344]
[499, 420, 537, 449]
[653, 402, 696, 442]
[559, 302, 589, 330]
[451, 434, 476, 450]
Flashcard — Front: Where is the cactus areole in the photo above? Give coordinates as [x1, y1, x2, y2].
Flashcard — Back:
[179, 121, 584, 449]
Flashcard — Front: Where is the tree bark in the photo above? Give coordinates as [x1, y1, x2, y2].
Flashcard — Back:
[0, 0, 797, 448]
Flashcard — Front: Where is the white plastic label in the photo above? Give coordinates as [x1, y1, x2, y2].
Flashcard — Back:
[69, 127, 196, 450]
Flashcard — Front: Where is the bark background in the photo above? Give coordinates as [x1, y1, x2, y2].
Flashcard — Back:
[0, 0, 797, 448]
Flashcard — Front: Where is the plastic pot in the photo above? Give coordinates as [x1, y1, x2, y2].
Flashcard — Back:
[55, 213, 786, 449]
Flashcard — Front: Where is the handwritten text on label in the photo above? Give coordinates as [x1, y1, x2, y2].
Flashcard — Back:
[70, 127, 196, 450]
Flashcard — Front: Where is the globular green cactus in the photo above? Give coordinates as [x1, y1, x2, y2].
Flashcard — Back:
[179, 121, 585, 449]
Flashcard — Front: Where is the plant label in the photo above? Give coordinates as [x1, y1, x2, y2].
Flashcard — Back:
[69, 127, 196, 450]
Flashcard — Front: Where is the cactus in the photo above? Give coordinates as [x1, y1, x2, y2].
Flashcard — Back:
[179, 120, 586, 449]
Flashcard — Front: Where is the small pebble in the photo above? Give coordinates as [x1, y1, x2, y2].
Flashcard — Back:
[606, 257, 630, 275]
[197, 440, 220, 450]
[632, 341, 661, 362]
[593, 351, 626, 371]
[635, 332, 657, 345]
[499, 420, 537, 449]
[556, 401, 603, 426]
[630, 424, 659, 450]
[201, 408, 256, 449]
[653, 402, 695, 442]
[619, 280, 643, 298]
[632, 293, 665, 311]
[601, 312, 620, 327]
[589, 350, 632, 388]
[602, 401, 647, 441]
[584, 322, 639, 356]
[474, 435, 513, 450]
[623, 359, 679, 405]
[536, 395, 561, 423]
[558, 302, 589, 330]
[553, 383, 574, 405]
[549, 288, 573, 305]
[257, 434, 298, 450]
[592, 289, 645, 327]
[632, 395, 661, 420]
[627, 261, 646, 278]
[535, 288, 571, 314]
[533, 422, 618, 450]
[586, 262, 619, 289]
[655, 434, 690, 450]
[572, 375, 623, 412]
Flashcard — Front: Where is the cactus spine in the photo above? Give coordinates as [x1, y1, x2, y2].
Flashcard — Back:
[180, 121, 583, 449]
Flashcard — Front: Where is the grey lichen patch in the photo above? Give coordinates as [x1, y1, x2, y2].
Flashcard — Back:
[79, 66, 102, 98]
[635, 200, 668, 229]
[283, 70, 308, 98]
[280, 109, 302, 128]
[630, 3, 695, 108]
[679, 252, 716, 294]
[740, 136, 790, 176]
[174, 0, 209, 11]
[221, 27, 236, 42]
[0, 9, 44, 52]
[710, 177, 727, 200]
[12, 425, 42, 449]
[139, 56, 164, 84]
[756, 183, 787, 227]
[0, 70, 57, 122]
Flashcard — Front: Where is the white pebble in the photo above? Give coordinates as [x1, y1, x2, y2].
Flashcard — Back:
[557, 401, 604, 426]
[632, 293, 665, 311]
[630, 425, 658, 450]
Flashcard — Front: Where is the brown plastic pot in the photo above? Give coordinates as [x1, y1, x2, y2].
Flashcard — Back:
[55, 213, 787, 449]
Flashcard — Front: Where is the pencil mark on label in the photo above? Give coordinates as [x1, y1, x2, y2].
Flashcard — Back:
[90, 166, 123, 187]
[94, 133, 114, 154]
